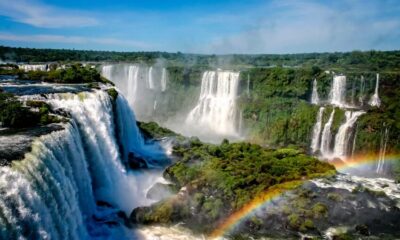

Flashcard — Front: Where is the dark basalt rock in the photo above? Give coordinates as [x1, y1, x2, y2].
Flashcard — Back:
[0, 123, 64, 165]
[130, 206, 153, 224]
[96, 200, 114, 208]
[94, 201, 132, 228]
[128, 152, 148, 169]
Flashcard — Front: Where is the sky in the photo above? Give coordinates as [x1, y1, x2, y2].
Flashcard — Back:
[0, 0, 399, 54]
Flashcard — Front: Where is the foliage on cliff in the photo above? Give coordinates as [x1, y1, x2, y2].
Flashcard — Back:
[16, 64, 106, 84]
[0, 92, 60, 128]
[130, 138, 335, 232]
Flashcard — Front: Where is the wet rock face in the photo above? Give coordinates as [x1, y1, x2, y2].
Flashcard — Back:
[231, 180, 400, 239]
[0, 124, 64, 165]
[128, 152, 148, 169]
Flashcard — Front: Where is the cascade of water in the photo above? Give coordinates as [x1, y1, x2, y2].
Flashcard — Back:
[310, 107, 325, 153]
[19, 64, 48, 72]
[148, 67, 155, 90]
[0, 124, 93, 239]
[0, 90, 169, 239]
[114, 93, 166, 166]
[332, 111, 365, 159]
[127, 65, 140, 108]
[351, 126, 358, 158]
[329, 75, 347, 107]
[359, 75, 366, 105]
[311, 79, 320, 105]
[369, 73, 381, 107]
[161, 68, 167, 92]
[101, 65, 113, 81]
[376, 127, 389, 174]
[320, 109, 335, 157]
[185, 70, 240, 136]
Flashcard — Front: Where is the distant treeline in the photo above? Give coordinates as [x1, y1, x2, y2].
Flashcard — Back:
[1, 46, 400, 71]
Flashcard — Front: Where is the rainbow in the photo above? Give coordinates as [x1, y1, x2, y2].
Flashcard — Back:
[209, 153, 400, 239]
[331, 153, 400, 172]
[209, 180, 303, 238]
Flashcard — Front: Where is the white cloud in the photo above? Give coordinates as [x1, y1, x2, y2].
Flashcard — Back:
[0, 0, 98, 28]
[199, 0, 400, 54]
[0, 33, 152, 49]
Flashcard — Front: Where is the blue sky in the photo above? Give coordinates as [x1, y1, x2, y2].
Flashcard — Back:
[0, 0, 399, 54]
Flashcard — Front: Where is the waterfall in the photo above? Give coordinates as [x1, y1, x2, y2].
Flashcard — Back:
[101, 65, 113, 81]
[310, 107, 325, 153]
[0, 90, 168, 239]
[311, 79, 320, 105]
[185, 70, 240, 136]
[329, 75, 347, 107]
[127, 65, 140, 108]
[376, 127, 389, 174]
[351, 126, 358, 158]
[332, 111, 365, 159]
[148, 67, 155, 90]
[161, 68, 167, 92]
[359, 75, 366, 105]
[320, 109, 335, 157]
[114, 93, 166, 166]
[101, 64, 166, 120]
[369, 73, 381, 107]
[0, 124, 92, 239]
[19, 64, 48, 72]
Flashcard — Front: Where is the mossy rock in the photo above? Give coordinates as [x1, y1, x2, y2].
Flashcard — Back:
[107, 88, 118, 101]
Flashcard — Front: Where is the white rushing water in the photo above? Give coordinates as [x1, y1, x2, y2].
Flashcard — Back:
[358, 75, 366, 105]
[19, 64, 48, 72]
[161, 68, 167, 92]
[332, 111, 365, 159]
[0, 124, 92, 239]
[127, 65, 140, 108]
[312, 174, 400, 205]
[101, 65, 113, 81]
[185, 70, 240, 138]
[147, 67, 154, 90]
[101, 64, 168, 121]
[329, 75, 347, 107]
[311, 79, 320, 105]
[0, 90, 169, 239]
[376, 127, 389, 174]
[310, 107, 325, 153]
[320, 109, 335, 157]
[369, 73, 381, 107]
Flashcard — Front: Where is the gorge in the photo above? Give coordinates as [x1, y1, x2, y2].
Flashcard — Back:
[0, 48, 399, 239]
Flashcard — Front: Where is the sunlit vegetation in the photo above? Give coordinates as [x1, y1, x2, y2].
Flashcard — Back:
[2, 46, 400, 71]
[0, 92, 60, 128]
[130, 137, 335, 232]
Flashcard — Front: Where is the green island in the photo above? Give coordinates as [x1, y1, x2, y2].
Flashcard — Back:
[131, 124, 335, 233]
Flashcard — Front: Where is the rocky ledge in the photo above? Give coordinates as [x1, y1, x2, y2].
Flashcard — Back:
[0, 123, 64, 165]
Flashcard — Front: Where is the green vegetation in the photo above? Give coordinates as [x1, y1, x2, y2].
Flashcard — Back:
[0, 92, 60, 128]
[130, 138, 335, 232]
[106, 88, 118, 101]
[239, 67, 329, 147]
[2, 46, 400, 71]
[17, 64, 107, 84]
[137, 121, 183, 139]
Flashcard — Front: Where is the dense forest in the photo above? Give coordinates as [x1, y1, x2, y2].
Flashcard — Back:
[1, 46, 400, 71]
